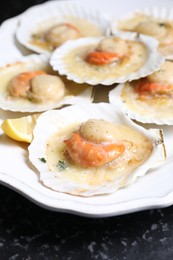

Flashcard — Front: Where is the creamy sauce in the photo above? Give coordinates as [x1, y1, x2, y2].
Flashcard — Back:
[158, 45, 173, 56]
[1, 62, 90, 107]
[63, 41, 148, 81]
[30, 16, 104, 51]
[118, 13, 173, 56]
[0, 61, 50, 105]
[121, 81, 173, 119]
[46, 122, 153, 187]
[121, 61, 173, 119]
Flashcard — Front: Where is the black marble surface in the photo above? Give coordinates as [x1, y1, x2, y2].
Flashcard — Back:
[1, 1, 173, 259]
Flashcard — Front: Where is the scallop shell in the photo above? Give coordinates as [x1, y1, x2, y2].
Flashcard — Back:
[15, 1, 110, 54]
[49, 33, 165, 85]
[0, 54, 93, 113]
[28, 102, 166, 197]
[110, 6, 173, 60]
[109, 83, 173, 125]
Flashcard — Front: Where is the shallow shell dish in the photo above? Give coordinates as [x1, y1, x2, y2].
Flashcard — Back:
[110, 6, 173, 59]
[16, 1, 110, 54]
[0, 54, 93, 112]
[28, 103, 166, 197]
[49, 32, 164, 85]
[109, 61, 173, 125]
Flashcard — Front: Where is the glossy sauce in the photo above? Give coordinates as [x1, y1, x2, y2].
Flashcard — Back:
[63, 41, 148, 81]
[118, 13, 173, 56]
[1, 62, 90, 106]
[121, 61, 173, 119]
[46, 122, 153, 187]
[30, 16, 104, 51]
[121, 82, 173, 119]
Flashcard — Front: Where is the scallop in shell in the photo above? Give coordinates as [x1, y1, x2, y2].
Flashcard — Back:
[16, 1, 110, 54]
[110, 7, 173, 59]
[28, 103, 166, 197]
[0, 54, 93, 113]
[50, 33, 164, 85]
[109, 60, 173, 125]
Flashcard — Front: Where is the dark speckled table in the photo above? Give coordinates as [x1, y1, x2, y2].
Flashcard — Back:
[1, 185, 173, 260]
[1, 1, 173, 259]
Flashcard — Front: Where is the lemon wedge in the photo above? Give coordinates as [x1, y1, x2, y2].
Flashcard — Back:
[1, 114, 40, 143]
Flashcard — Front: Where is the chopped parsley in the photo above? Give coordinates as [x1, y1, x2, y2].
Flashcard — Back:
[39, 157, 47, 163]
[32, 34, 40, 39]
[159, 23, 166, 27]
[57, 160, 67, 171]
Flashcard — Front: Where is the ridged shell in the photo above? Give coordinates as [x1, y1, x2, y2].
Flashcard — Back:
[49, 33, 165, 85]
[109, 84, 173, 125]
[28, 103, 166, 197]
[15, 1, 110, 54]
[0, 54, 93, 112]
[110, 6, 173, 60]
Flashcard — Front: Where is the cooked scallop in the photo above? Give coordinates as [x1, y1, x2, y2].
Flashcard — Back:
[109, 61, 173, 125]
[0, 54, 93, 112]
[111, 7, 173, 59]
[43, 23, 80, 49]
[16, 1, 110, 54]
[28, 103, 166, 197]
[50, 33, 164, 85]
[97, 37, 129, 57]
[28, 74, 65, 103]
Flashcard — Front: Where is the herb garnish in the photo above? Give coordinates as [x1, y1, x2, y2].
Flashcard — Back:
[39, 157, 47, 163]
[32, 34, 40, 39]
[159, 23, 166, 27]
[57, 160, 67, 171]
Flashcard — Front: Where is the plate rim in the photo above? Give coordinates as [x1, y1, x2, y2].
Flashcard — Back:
[0, 0, 173, 217]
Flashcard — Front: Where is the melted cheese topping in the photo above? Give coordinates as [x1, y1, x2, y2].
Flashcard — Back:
[62, 39, 148, 81]
[46, 121, 152, 187]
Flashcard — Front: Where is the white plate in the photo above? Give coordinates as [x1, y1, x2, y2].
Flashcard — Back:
[0, 0, 173, 217]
